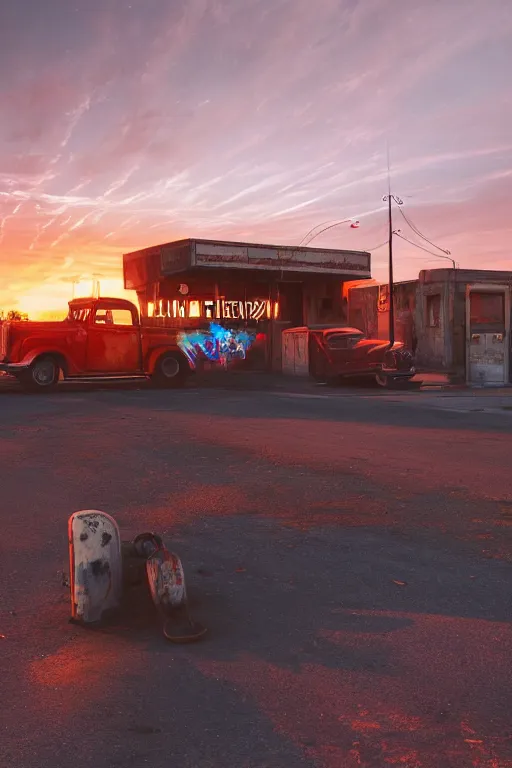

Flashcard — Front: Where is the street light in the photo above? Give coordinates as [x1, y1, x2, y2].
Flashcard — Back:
[299, 218, 360, 247]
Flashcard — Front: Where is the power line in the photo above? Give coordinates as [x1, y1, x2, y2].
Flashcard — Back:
[394, 231, 456, 268]
[396, 206, 451, 256]
[394, 231, 446, 259]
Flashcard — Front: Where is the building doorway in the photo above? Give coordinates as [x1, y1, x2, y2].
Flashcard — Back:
[466, 285, 510, 386]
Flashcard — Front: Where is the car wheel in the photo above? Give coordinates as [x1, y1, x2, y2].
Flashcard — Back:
[152, 352, 188, 388]
[20, 356, 60, 392]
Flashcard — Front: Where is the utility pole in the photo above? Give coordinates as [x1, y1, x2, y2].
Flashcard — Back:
[382, 148, 402, 347]
[387, 190, 394, 346]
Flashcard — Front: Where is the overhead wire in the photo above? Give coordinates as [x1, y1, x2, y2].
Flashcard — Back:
[394, 231, 456, 267]
[396, 206, 451, 255]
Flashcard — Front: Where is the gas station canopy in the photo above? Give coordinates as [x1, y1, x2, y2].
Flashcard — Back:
[124, 238, 371, 290]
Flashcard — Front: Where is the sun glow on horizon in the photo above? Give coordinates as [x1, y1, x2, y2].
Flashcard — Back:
[17, 277, 138, 320]
[0, 0, 510, 312]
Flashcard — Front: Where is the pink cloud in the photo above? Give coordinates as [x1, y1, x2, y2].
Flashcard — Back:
[0, 0, 511, 311]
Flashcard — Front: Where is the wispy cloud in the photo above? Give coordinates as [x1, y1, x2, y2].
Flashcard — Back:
[0, 0, 511, 311]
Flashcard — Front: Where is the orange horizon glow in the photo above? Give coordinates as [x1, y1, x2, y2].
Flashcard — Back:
[1, 2, 511, 317]
[16, 278, 138, 320]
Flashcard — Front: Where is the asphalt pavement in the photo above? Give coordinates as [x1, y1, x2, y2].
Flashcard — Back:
[1, 382, 512, 768]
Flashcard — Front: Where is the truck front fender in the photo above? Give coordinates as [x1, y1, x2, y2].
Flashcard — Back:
[11, 348, 72, 375]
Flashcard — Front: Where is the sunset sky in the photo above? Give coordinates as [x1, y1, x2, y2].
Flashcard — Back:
[1, 0, 511, 317]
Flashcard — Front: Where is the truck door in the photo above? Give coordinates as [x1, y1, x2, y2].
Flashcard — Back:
[87, 305, 142, 373]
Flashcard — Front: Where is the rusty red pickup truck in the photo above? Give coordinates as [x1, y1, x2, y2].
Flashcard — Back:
[0, 297, 193, 392]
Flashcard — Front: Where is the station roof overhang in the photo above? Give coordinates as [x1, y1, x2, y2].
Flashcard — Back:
[123, 238, 372, 290]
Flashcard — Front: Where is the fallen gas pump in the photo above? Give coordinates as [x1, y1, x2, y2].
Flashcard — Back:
[68, 510, 206, 643]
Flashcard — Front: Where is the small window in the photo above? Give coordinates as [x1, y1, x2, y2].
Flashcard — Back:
[95, 308, 134, 326]
[70, 308, 91, 323]
[470, 292, 504, 326]
[426, 295, 441, 328]
[326, 333, 361, 350]
[111, 309, 135, 326]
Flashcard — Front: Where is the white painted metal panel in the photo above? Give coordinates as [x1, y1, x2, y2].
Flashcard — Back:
[68, 510, 122, 623]
[281, 329, 295, 375]
[282, 327, 309, 376]
[469, 333, 506, 385]
[294, 331, 310, 376]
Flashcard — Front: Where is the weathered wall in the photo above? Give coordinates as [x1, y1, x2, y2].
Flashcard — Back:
[417, 269, 512, 379]
[347, 284, 379, 337]
[415, 279, 448, 370]
[451, 283, 467, 376]
[348, 281, 416, 348]
[394, 282, 417, 350]
[303, 278, 348, 326]
[349, 269, 512, 379]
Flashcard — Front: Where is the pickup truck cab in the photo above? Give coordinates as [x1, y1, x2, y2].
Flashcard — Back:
[0, 297, 193, 392]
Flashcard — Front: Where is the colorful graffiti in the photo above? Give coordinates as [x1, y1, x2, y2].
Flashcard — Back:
[178, 323, 257, 366]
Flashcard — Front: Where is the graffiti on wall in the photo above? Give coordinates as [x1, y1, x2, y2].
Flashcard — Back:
[178, 323, 257, 366]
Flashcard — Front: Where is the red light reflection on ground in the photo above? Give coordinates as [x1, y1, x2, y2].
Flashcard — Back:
[173, 414, 512, 560]
[175, 415, 512, 501]
[133, 484, 256, 529]
[28, 634, 137, 711]
[193, 610, 512, 768]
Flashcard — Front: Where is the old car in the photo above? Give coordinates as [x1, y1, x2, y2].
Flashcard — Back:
[308, 326, 415, 386]
[0, 297, 193, 392]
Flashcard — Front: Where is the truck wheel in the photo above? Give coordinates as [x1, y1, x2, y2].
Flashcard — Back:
[20, 356, 60, 392]
[152, 352, 187, 388]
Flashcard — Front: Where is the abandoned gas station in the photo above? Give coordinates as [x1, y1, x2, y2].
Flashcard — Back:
[124, 238, 371, 370]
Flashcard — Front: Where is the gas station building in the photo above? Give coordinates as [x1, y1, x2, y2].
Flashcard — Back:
[123, 237, 371, 370]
